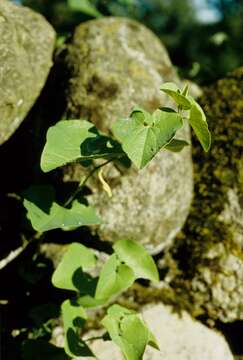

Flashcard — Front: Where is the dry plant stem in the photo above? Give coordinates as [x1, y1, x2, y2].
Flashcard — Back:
[64, 158, 115, 207]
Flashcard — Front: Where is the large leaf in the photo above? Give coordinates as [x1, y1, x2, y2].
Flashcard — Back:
[23, 186, 100, 232]
[68, 0, 101, 17]
[41, 120, 120, 172]
[95, 254, 135, 300]
[52, 243, 97, 291]
[61, 300, 93, 358]
[112, 108, 182, 169]
[113, 240, 159, 282]
[160, 82, 191, 110]
[102, 305, 159, 360]
[188, 98, 211, 152]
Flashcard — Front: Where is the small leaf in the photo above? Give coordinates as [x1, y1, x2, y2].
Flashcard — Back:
[120, 316, 151, 359]
[159, 107, 177, 113]
[23, 186, 100, 232]
[188, 98, 211, 152]
[78, 295, 106, 308]
[52, 243, 97, 291]
[112, 108, 182, 169]
[107, 304, 135, 318]
[165, 139, 190, 152]
[148, 330, 160, 351]
[95, 254, 135, 300]
[68, 0, 101, 17]
[102, 305, 158, 360]
[113, 240, 159, 282]
[160, 82, 191, 110]
[41, 120, 120, 172]
[62, 299, 93, 358]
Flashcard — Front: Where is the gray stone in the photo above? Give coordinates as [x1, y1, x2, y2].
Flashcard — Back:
[0, 0, 55, 145]
[169, 67, 243, 322]
[63, 17, 193, 254]
[58, 304, 233, 360]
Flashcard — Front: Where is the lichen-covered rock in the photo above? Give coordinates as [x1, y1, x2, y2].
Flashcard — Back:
[170, 67, 243, 322]
[54, 304, 233, 360]
[0, 0, 55, 145]
[63, 17, 193, 254]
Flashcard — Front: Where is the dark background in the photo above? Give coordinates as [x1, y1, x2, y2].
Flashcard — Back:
[14, 0, 243, 85]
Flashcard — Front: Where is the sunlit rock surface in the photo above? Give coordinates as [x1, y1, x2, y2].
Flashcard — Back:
[0, 0, 55, 145]
[55, 304, 232, 360]
[62, 17, 193, 254]
[170, 67, 243, 322]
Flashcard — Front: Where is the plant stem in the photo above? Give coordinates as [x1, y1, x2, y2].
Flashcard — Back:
[64, 158, 114, 207]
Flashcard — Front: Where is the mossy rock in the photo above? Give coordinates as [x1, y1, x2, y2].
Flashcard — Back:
[171, 67, 243, 322]
[62, 17, 193, 254]
[0, 0, 55, 145]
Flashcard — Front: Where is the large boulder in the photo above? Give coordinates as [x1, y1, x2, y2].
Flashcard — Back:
[170, 67, 243, 322]
[62, 17, 193, 254]
[0, 0, 55, 145]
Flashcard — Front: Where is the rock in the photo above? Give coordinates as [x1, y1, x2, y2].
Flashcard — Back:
[170, 67, 243, 322]
[63, 17, 193, 254]
[72, 304, 233, 360]
[0, 0, 55, 145]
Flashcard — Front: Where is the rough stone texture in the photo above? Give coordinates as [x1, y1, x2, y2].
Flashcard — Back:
[170, 67, 243, 322]
[63, 17, 193, 254]
[52, 304, 233, 360]
[0, 0, 55, 145]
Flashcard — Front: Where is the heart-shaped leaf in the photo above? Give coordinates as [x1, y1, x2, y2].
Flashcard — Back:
[52, 243, 97, 291]
[41, 120, 120, 172]
[112, 108, 182, 169]
[23, 186, 100, 232]
[113, 240, 159, 282]
[61, 300, 93, 358]
[102, 305, 159, 360]
[95, 254, 135, 300]
[188, 97, 211, 152]
[160, 82, 191, 110]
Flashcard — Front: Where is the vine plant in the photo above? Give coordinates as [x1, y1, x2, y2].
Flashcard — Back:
[23, 82, 211, 359]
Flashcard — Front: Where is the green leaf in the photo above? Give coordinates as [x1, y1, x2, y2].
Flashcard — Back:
[62, 299, 93, 357]
[107, 304, 135, 318]
[52, 243, 97, 291]
[23, 185, 100, 232]
[131, 106, 153, 125]
[41, 120, 120, 172]
[78, 295, 106, 308]
[147, 330, 160, 351]
[113, 240, 159, 282]
[188, 98, 211, 152]
[160, 82, 191, 110]
[95, 254, 135, 300]
[112, 108, 182, 169]
[68, 0, 101, 17]
[159, 107, 177, 113]
[165, 138, 190, 152]
[102, 305, 158, 360]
